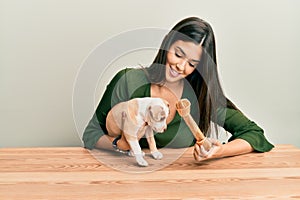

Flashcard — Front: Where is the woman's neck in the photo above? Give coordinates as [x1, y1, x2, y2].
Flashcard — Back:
[163, 80, 184, 99]
[164, 79, 183, 87]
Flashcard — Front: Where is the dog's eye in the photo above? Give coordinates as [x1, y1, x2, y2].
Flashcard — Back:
[153, 115, 165, 122]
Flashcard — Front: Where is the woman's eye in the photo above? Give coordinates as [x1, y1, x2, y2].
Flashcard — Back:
[175, 52, 182, 58]
[189, 63, 196, 67]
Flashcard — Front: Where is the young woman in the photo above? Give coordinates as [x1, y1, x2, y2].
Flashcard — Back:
[82, 17, 274, 161]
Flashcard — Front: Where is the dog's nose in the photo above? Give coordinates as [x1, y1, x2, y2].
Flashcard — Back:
[163, 128, 167, 132]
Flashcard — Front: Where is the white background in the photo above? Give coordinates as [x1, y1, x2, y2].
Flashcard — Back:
[1, 0, 299, 148]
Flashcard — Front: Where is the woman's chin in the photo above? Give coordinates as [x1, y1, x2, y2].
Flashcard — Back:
[165, 75, 182, 83]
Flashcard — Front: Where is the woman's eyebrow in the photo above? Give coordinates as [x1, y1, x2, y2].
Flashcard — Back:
[175, 46, 186, 55]
[175, 46, 201, 63]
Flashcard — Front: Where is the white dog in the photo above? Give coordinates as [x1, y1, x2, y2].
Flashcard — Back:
[106, 97, 169, 166]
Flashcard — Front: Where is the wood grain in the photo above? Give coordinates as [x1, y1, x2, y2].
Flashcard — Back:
[1, 145, 300, 199]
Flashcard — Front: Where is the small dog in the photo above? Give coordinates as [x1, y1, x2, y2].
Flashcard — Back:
[106, 97, 169, 166]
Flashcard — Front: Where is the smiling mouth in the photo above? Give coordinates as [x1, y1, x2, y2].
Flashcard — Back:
[169, 67, 181, 78]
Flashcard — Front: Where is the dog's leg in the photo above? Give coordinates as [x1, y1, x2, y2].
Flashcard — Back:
[145, 127, 163, 160]
[121, 109, 148, 167]
[124, 134, 148, 167]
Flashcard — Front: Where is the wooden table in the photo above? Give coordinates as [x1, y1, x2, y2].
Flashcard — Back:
[1, 145, 300, 199]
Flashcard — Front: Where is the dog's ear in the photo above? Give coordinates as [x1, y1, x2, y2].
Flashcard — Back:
[162, 99, 170, 114]
[162, 99, 170, 108]
[149, 105, 166, 122]
[148, 106, 154, 119]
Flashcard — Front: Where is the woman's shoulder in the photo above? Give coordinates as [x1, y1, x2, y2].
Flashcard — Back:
[113, 67, 147, 81]
[110, 67, 150, 96]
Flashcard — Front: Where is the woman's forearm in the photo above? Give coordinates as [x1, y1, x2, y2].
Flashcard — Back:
[216, 139, 254, 158]
[194, 138, 254, 161]
[95, 135, 115, 150]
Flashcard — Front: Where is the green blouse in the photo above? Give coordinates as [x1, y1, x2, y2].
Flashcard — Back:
[83, 68, 274, 152]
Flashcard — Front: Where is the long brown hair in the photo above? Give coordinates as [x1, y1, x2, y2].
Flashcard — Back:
[145, 17, 239, 136]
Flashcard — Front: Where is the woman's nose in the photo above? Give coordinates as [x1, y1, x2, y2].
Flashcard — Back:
[176, 59, 187, 71]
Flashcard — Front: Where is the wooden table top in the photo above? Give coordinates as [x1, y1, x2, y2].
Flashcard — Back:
[1, 144, 300, 199]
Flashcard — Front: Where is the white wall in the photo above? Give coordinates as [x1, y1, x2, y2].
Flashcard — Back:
[1, 0, 299, 148]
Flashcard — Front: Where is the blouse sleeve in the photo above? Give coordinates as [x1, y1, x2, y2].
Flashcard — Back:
[218, 107, 274, 152]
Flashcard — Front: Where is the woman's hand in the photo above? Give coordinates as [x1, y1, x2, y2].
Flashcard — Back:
[95, 134, 130, 151]
[193, 138, 223, 161]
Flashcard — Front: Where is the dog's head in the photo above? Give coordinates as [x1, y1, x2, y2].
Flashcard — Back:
[147, 99, 170, 133]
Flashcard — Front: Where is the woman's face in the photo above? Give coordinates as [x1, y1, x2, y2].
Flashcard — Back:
[165, 40, 203, 83]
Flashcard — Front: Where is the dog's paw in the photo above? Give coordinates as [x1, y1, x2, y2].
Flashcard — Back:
[135, 154, 148, 167]
[151, 151, 163, 160]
